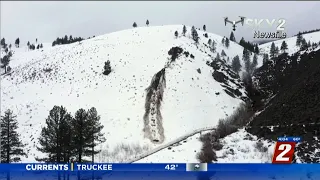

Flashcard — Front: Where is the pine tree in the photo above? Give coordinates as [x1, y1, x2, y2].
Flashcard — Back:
[37, 44, 40, 49]
[174, 31, 178, 38]
[242, 48, 251, 73]
[254, 44, 260, 54]
[221, 37, 225, 45]
[0, 109, 26, 163]
[191, 26, 199, 44]
[133, 22, 137, 28]
[263, 53, 269, 64]
[230, 32, 236, 42]
[208, 39, 212, 45]
[211, 40, 216, 53]
[203, 25, 206, 31]
[231, 55, 241, 74]
[275, 46, 279, 55]
[64, 35, 68, 44]
[307, 41, 311, 47]
[103, 60, 112, 75]
[239, 37, 245, 47]
[182, 25, 187, 36]
[280, 41, 288, 53]
[40, 44, 43, 48]
[37, 106, 73, 163]
[221, 49, 227, 57]
[69, 35, 73, 42]
[36, 38, 38, 43]
[296, 32, 303, 46]
[146, 20, 149, 26]
[300, 38, 308, 50]
[9, 44, 12, 49]
[1, 38, 6, 47]
[71, 109, 90, 163]
[270, 42, 276, 58]
[251, 54, 258, 71]
[86, 107, 106, 163]
[1, 55, 10, 73]
[225, 38, 230, 48]
[215, 53, 221, 61]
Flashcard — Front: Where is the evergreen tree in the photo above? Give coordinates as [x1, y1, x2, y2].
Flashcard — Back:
[307, 41, 311, 47]
[275, 46, 279, 55]
[1, 38, 6, 47]
[208, 39, 212, 45]
[203, 25, 206, 31]
[64, 35, 68, 44]
[9, 44, 12, 49]
[215, 53, 221, 61]
[191, 26, 199, 44]
[71, 109, 89, 163]
[182, 25, 187, 36]
[300, 38, 308, 50]
[211, 40, 216, 53]
[225, 38, 230, 48]
[69, 35, 73, 42]
[0, 109, 26, 163]
[230, 32, 236, 42]
[239, 37, 245, 47]
[263, 53, 269, 64]
[1, 55, 10, 73]
[40, 44, 43, 48]
[37, 44, 40, 49]
[251, 53, 258, 70]
[280, 41, 288, 53]
[103, 60, 112, 75]
[254, 44, 260, 54]
[221, 49, 227, 57]
[231, 55, 241, 74]
[174, 31, 178, 38]
[296, 32, 303, 46]
[270, 42, 276, 58]
[242, 48, 251, 73]
[5, 47, 8, 53]
[86, 107, 106, 163]
[37, 106, 73, 163]
[146, 20, 149, 26]
[36, 38, 38, 43]
[221, 37, 225, 45]
[133, 22, 137, 28]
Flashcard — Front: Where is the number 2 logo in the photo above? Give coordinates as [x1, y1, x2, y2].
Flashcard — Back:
[272, 142, 296, 164]
[276, 144, 292, 161]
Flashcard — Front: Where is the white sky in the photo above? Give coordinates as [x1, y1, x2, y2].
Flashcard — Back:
[1, 1, 320, 45]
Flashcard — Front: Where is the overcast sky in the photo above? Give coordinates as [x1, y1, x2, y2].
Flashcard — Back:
[1, 1, 320, 45]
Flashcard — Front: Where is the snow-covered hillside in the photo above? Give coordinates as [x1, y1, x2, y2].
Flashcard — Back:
[1, 25, 256, 162]
[259, 31, 320, 55]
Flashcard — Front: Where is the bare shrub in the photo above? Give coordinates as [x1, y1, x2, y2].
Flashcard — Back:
[97, 143, 150, 162]
[196, 142, 217, 163]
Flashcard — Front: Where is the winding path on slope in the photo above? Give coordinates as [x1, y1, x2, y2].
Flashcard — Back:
[128, 126, 216, 163]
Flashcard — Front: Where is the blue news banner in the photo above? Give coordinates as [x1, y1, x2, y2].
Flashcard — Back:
[0, 163, 320, 180]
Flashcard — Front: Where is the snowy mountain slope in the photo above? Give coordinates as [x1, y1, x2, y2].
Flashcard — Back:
[259, 31, 320, 55]
[136, 32, 320, 164]
[1, 25, 254, 162]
